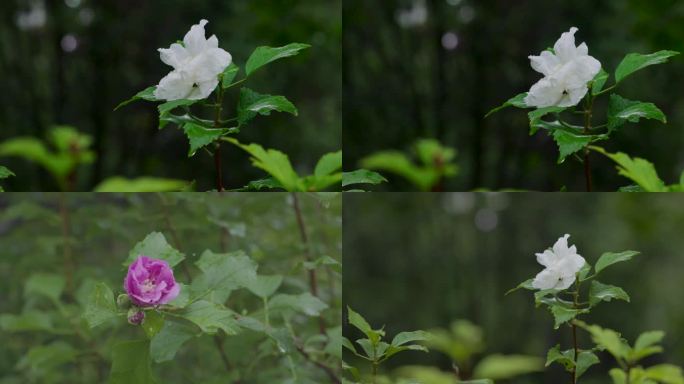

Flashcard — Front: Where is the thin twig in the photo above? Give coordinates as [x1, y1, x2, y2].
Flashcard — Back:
[295, 345, 341, 384]
[291, 193, 326, 334]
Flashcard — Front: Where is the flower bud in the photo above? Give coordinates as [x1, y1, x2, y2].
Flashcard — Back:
[117, 294, 131, 309]
[127, 308, 145, 325]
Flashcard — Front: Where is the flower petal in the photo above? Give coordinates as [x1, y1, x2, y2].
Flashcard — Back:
[532, 268, 561, 290]
[158, 43, 189, 69]
[553, 27, 579, 63]
[529, 51, 561, 77]
[183, 19, 210, 56]
[154, 70, 194, 101]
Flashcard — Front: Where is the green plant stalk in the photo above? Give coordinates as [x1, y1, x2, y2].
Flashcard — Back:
[571, 281, 580, 384]
[214, 81, 226, 192]
[263, 297, 270, 329]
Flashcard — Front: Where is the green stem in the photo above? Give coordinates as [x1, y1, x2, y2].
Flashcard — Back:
[263, 297, 270, 329]
[372, 362, 378, 384]
[594, 84, 617, 96]
[571, 280, 581, 384]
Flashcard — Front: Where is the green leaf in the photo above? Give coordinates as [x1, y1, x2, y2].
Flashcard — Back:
[192, 250, 257, 297]
[592, 147, 667, 192]
[528, 106, 566, 135]
[124, 232, 185, 268]
[167, 283, 190, 309]
[505, 278, 535, 295]
[94, 177, 191, 192]
[634, 330, 665, 352]
[268, 292, 328, 316]
[246, 275, 283, 299]
[245, 43, 311, 76]
[16, 341, 78, 376]
[342, 169, 387, 187]
[644, 364, 684, 384]
[347, 307, 373, 335]
[473, 354, 544, 380]
[181, 122, 229, 157]
[221, 63, 240, 88]
[550, 304, 584, 329]
[84, 282, 118, 328]
[224, 138, 302, 191]
[552, 130, 595, 164]
[591, 69, 609, 95]
[303, 255, 342, 273]
[360, 151, 437, 191]
[615, 50, 680, 83]
[314, 151, 342, 177]
[141, 311, 164, 339]
[595, 250, 640, 274]
[545, 344, 575, 370]
[485, 93, 528, 118]
[114, 86, 157, 111]
[589, 281, 630, 306]
[577, 322, 630, 360]
[0, 311, 55, 333]
[158, 99, 198, 129]
[0, 165, 14, 179]
[24, 273, 65, 302]
[236, 88, 298, 126]
[150, 321, 198, 363]
[180, 300, 240, 335]
[607, 94, 666, 132]
[391, 330, 430, 347]
[576, 351, 600, 379]
[109, 340, 156, 384]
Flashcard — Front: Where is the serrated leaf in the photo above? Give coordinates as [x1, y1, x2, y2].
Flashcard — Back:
[314, 151, 342, 177]
[150, 321, 198, 363]
[576, 351, 600, 378]
[505, 278, 535, 295]
[237, 88, 297, 126]
[589, 281, 630, 306]
[595, 250, 640, 274]
[181, 122, 229, 157]
[485, 93, 528, 118]
[268, 292, 328, 316]
[552, 130, 595, 164]
[0, 165, 14, 179]
[180, 300, 240, 335]
[615, 50, 680, 83]
[84, 282, 118, 328]
[528, 106, 566, 135]
[607, 94, 666, 132]
[124, 232, 185, 268]
[109, 340, 156, 384]
[114, 86, 157, 111]
[592, 147, 667, 192]
[191, 250, 257, 298]
[550, 304, 584, 329]
[546, 344, 575, 370]
[221, 63, 240, 88]
[644, 364, 684, 384]
[224, 138, 302, 191]
[246, 275, 283, 299]
[347, 307, 372, 336]
[245, 43, 311, 76]
[577, 322, 630, 360]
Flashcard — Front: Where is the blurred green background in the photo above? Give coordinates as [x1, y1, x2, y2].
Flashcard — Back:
[0, 0, 341, 191]
[343, 192, 684, 383]
[0, 192, 342, 383]
[343, 0, 684, 191]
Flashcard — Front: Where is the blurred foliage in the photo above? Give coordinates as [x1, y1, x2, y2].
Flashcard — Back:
[343, 0, 684, 191]
[343, 193, 684, 384]
[0, 192, 341, 383]
[0, 0, 341, 191]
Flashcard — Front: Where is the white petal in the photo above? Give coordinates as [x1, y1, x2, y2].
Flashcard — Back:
[554, 27, 579, 63]
[187, 77, 219, 100]
[207, 35, 219, 49]
[557, 85, 588, 107]
[154, 70, 193, 101]
[186, 48, 232, 82]
[576, 42, 589, 56]
[158, 43, 189, 69]
[183, 19, 210, 56]
[536, 250, 559, 268]
[552, 234, 571, 255]
[555, 274, 576, 290]
[529, 51, 561, 76]
[525, 77, 564, 108]
[532, 268, 561, 290]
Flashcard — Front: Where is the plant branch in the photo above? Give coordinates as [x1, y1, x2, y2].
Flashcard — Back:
[295, 345, 341, 384]
[214, 83, 226, 191]
[291, 193, 326, 334]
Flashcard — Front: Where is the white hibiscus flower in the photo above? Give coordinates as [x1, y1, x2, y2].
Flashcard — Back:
[524, 27, 601, 108]
[532, 234, 586, 290]
[154, 20, 232, 101]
